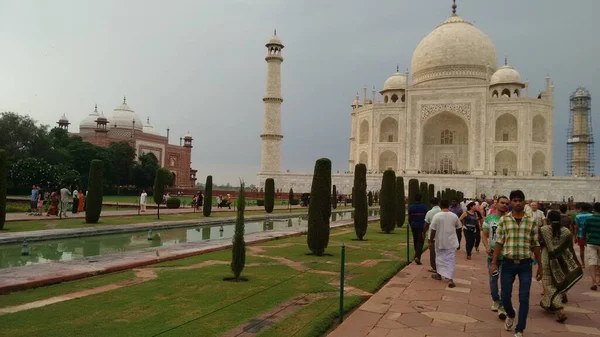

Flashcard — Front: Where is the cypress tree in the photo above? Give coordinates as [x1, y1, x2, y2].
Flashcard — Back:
[441, 189, 446, 201]
[264, 178, 275, 213]
[351, 186, 356, 208]
[437, 190, 441, 200]
[203, 175, 213, 217]
[288, 187, 294, 210]
[408, 179, 419, 207]
[428, 184, 435, 204]
[380, 170, 396, 233]
[0, 150, 7, 230]
[396, 177, 406, 228]
[367, 191, 373, 206]
[331, 185, 337, 210]
[419, 182, 429, 209]
[353, 164, 368, 240]
[229, 182, 246, 281]
[85, 159, 104, 224]
[153, 168, 170, 219]
[307, 158, 332, 256]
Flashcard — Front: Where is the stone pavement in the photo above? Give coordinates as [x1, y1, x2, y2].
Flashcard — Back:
[4, 204, 303, 222]
[329, 246, 600, 337]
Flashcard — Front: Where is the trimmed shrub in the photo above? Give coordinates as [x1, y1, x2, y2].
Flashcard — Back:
[203, 175, 213, 217]
[428, 184, 435, 204]
[307, 158, 332, 256]
[457, 191, 464, 201]
[331, 185, 337, 210]
[408, 179, 419, 207]
[351, 187, 356, 208]
[380, 170, 396, 233]
[419, 182, 429, 209]
[264, 178, 274, 213]
[289, 188, 294, 206]
[437, 190, 441, 200]
[256, 199, 265, 207]
[290, 199, 299, 206]
[0, 150, 6, 229]
[396, 177, 405, 228]
[230, 182, 246, 281]
[153, 168, 171, 219]
[166, 198, 181, 209]
[367, 191, 373, 207]
[85, 159, 104, 224]
[353, 164, 368, 240]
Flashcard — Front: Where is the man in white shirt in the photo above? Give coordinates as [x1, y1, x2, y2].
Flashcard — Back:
[59, 187, 71, 218]
[424, 198, 442, 278]
[430, 199, 462, 288]
[530, 202, 545, 227]
[140, 190, 147, 212]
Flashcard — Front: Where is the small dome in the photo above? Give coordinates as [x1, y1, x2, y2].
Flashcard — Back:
[573, 87, 591, 98]
[382, 72, 408, 92]
[490, 65, 522, 86]
[184, 132, 193, 139]
[143, 117, 159, 135]
[411, 14, 497, 86]
[59, 114, 69, 123]
[111, 96, 143, 130]
[95, 112, 108, 122]
[79, 104, 100, 129]
[266, 31, 283, 47]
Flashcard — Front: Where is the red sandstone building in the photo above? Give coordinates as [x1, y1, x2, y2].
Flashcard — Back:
[57, 97, 197, 187]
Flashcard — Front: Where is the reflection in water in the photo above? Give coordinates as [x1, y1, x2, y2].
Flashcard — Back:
[0, 211, 355, 269]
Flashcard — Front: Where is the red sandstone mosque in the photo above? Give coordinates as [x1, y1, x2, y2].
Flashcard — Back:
[56, 96, 197, 187]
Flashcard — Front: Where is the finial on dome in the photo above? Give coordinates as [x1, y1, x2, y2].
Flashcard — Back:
[504, 56, 508, 66]
[123, 95, 126, 104]
[452, 0, 457, 15]
[147, 117, 150, 124]
[396, 64, 399, 72]
[94, 104, 98, 112]
[274, 29, 276, 36]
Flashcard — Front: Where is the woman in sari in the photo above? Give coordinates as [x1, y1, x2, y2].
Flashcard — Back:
[540, 210, 584, 322]
[78, 191, 85, 212]
[46, 191, 59, 216]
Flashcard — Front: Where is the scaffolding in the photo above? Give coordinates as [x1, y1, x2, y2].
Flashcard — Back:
[567, 86, 595, 176]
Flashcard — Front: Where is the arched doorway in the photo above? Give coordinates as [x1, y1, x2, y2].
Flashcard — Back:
[379, 151, 398, 171]
[172, 172, 177, 186]
[532, 115, 547, 142]
[495, 114, 518, 141]
[421, 112, 469, 173]
[379, 118, 398, 142]
[359, 152, 368, 165]
[495, 150, 517, 176]
[532, 151, 546, 175]
[359, 121, 369, 144]
[439, 157, 453, 174]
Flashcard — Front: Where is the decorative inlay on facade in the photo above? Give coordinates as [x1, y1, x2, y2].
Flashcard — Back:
[413, 64, 488, 85]
[420, 103, 472, 123]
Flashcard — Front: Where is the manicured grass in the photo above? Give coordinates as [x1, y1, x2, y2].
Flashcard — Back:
[0, 223, 413, 337]
[0, 208, 318, 233]
[0, 270, 136, 308]
[101, 195, 290, 206]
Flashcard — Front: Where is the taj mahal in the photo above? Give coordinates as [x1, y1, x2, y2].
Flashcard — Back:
[257, 2, 600, 202]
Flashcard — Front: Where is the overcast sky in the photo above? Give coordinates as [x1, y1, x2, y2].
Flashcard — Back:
[1, 0, 599, 185]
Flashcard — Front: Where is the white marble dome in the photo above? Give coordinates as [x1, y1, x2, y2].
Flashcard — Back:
[411, 14, 497, 85]
[490, 65, 522, 85]
[382, 72, 407, 91]
[266, 34, 283, 46]
[143, 117, 159, 135]
[111, 97, 143, 130]
[79, 105, 100, 129]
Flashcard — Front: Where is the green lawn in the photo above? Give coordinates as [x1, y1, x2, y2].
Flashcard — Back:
[0, 223, 414, 337]
[101, 195, 291, 206]
[0, 208, 322, 233]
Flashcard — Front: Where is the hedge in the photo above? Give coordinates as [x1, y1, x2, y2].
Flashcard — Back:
[166, 198, 181, 209]
[307, 158, 332, 256]
[203, 175, 213, 216]
[85, 159, 104, 224]
[380, 170, 396, 233]
[353, 164, 368, 240]
[0, 150, 7, 229]
[396, 177, 405, 228]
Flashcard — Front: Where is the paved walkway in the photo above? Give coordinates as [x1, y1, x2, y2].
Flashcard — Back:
[329, 246, 600, 337]
[4, 204, 304, 222]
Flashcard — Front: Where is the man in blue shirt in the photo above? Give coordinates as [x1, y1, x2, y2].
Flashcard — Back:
[409, 193, 429, 265]
[30, 185, 39, 214]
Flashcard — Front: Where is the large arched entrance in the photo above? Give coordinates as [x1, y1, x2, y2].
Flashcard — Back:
[495, 150, 517, 176]
[379, 118, 398, 142]
[359, 152, 368, 165]
[379, 151, 398, 171]
[421, 112, 469, 173]
[532, 151, 546, 175]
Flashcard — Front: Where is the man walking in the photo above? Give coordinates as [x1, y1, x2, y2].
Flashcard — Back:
[59, 187, 72, 218]
[490, 190, 542, 337]
[429, 199, 462, 288]
[583, 203, 600, 290]
[408, 193, 428, 265]
[140, 190, 147, 212]
[449, 199, 464, 249]
[30, 185, 39, 214]
[482, 195, 509, 319]
[424, 198, 442, 278]
[575, 203, 593, 268]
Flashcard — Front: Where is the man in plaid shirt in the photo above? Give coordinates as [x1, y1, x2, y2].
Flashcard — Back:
[490, 190, 542, 337]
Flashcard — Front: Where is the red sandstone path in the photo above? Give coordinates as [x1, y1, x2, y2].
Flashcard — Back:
[328, 246, 600, 337]
[4, 205, 304, 222]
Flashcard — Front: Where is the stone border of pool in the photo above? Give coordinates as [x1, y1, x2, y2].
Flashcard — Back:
[0, 216, 379, 294]
[0, 209, 376, 244]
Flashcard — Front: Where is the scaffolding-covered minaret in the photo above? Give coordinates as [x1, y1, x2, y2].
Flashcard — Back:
[567, 87, 595, 177]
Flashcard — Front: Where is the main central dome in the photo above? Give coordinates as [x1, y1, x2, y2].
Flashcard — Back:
[411, 14, 497, 87]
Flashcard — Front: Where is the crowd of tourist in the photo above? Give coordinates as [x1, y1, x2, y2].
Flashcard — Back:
[28, 185, 85, 217]
[414, 191, 597, 337]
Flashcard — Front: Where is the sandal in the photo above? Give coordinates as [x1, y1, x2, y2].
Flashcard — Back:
[556, 312, 568, 323]
[428, 268, 436, 273]
[448, 281, 456, 288]
[431, 274, 442, 280]
[592, 285, 598, 291]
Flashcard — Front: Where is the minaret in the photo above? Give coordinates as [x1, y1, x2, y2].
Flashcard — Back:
[260, 30, 284, 174]
[567, 87, 594, 176]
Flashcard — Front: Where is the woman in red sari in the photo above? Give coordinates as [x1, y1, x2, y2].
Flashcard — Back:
[78, 191, 85, 212]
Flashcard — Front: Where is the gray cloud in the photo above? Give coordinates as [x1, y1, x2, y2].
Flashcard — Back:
[1, 0, 598, 184]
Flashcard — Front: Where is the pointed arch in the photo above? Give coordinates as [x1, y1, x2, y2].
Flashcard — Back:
[439, 157, 453, 173]
[532, 115, 547, 142]
[379, 151, 398, 171]
[391, 94, 398, 103]
[492, 90, 499, 98]
[440, 129, 453, 145]
[495, 150, 517, 176]
[359, 120, 369, 144]
[501, 88, 511, 97]
[495, 114, 518, 141]
[359, 151, 368, 165]
[532, 151, 546, 175]
[379, 117, 398, 142]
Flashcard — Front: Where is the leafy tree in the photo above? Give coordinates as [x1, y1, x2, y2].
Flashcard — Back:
[153, 168, 170, 219]
[0, 112, 53, 164]
[408, 179, 419, 207]
[264, 178, 274, 213]
[367, 191, 373, 206]
[331, 185, 337, 210]
[396, 177, 405, 228]
[353, 164, 368, 240]
[108, 142, 136, 186]
[230, 182, 246, 281]
[0, 150, 7, 229]
[203, 175, 213, 217]
[380, 170, 396, 233]
[307, 158, 332, 256]
[85, 160, 104, 224]
[132, 152, 160, 190]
